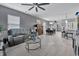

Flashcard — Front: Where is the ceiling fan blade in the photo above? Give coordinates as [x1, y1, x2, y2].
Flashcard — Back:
[21, 4, 33, 6]
[38, 3, 50, 6]
[35, 7, 38, 12]
[38, 6, 45, 11]
[28, 6, 34, 10]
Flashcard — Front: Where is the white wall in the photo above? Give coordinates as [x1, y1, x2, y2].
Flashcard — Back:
[43, 21, 46, 34]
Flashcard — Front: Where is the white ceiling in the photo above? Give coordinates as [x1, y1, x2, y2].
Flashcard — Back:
[0, 3, 79, 21]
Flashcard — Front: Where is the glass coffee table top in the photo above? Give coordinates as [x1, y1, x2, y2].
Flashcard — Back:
[26, 37, 41, 44]
[25, 36, 41, 52]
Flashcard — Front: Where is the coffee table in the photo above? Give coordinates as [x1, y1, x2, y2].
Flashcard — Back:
[25, 36, 41, 52]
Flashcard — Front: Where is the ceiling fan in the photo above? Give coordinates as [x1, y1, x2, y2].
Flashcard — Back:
[21, 3, 50, 12]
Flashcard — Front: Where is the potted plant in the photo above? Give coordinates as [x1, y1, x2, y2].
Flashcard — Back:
[0, 25, 3, 32]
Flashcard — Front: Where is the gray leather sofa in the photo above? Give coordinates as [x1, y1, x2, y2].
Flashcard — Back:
[8, 28, 26, 47]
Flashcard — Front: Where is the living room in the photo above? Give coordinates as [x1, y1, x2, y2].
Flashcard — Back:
[0, 3, 79, 56]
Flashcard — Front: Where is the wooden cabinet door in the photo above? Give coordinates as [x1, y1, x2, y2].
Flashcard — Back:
[37, 24, 43, 35]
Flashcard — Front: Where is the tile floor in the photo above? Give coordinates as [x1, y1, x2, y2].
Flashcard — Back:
[1, 32, 75, 56]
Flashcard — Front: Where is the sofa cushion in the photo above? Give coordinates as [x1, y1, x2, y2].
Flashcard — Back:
[13, 35, 25, 45]
[8, 28, 26, 37]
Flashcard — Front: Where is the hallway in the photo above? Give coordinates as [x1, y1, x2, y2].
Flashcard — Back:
[6, 32, 74, 56]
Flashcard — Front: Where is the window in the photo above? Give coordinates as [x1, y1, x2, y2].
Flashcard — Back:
[8, 15, 20, 30]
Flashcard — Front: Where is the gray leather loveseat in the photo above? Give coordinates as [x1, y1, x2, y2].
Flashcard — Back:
[8, 28, 26, 47]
